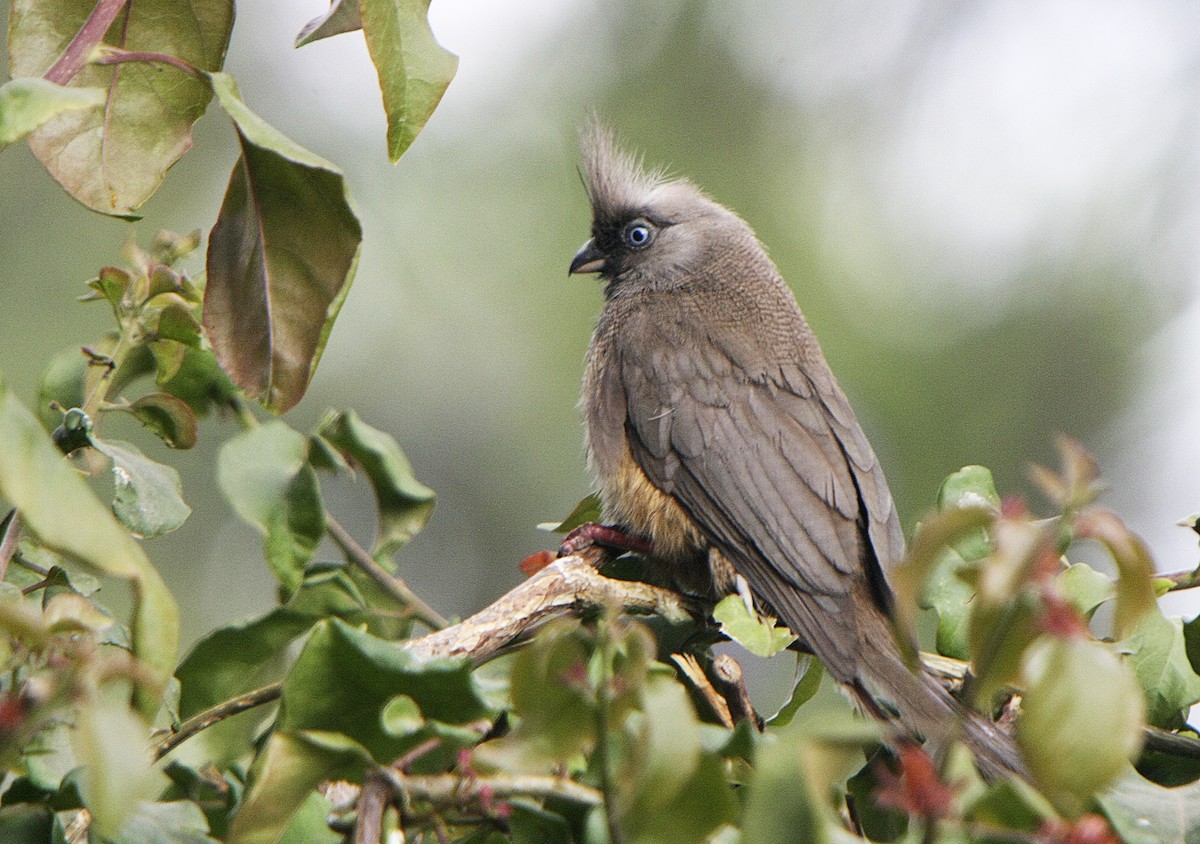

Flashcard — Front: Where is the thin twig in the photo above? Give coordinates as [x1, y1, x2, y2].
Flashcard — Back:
[377, 769, 603, 809]
[44, 0, 129, 84]
[1144, 725, 1200, 760]
[0, 510, 20, 582]
[354, 773, 390, 844]
[1158, 565, 1200, 592]
[325, 515, 448, 630]
[713, 654, 760, 728]
[672, 653, 733, 728]
[153, 683, 281, 760]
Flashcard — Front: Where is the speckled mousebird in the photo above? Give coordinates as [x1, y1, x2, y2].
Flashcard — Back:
[566, 122, 1024, 780]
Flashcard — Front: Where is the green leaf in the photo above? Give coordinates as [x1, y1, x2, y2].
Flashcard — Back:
[1123, 606, 1200, 728]
[153, 345, 239, 415]
[217, 422, 324, 591]
[277, 791, 341, 844]
[0, 804, 52, 842]
[767, 655, 824, 727]
[712, 594, 796, 658]
[618, 674, 738, 844]
[0, 370, 178, 714]
[1099, 770, 1200, 844]
[112, 800, 218, 844]
[359, 0, 458, 162]
[891, 470, 996, 661]
[0, 77, 105, 149]
[964, 776, 1058, 832]
[36, 348, 88, 431]
[743, 710, 880, 844]
[1017, 636, 1144, 816]
[7, 1, 234, 216]
[538, 494, 603, 533]
[315, 410, 435, 557]
[295, 0, 363, 47]
[380, 694, 425, 737]
[73, 695, 170, 839]
[508, 801, 572, 844]
[1057, 563, 1115, 618]
[92, 438, 191, 539]
[118, 393, 199, 450]
[176, 571, 367, 720]
[280, 619, 490, 764]
[1076, 508, 1158, 639]
[226, 731, 365, 844]
[23, 720, 78, 793]
[154, 305, 204, 348]
[497, 622, 595, 764]
[87, 266, 134, 314]
[204, 72, 362, 414]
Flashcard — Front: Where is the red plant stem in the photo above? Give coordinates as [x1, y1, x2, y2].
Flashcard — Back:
[94, 49, 204, 78]
[44, 0, 129, 84]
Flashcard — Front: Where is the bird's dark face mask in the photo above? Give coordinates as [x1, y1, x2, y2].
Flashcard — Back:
[569, 214, 665, 284]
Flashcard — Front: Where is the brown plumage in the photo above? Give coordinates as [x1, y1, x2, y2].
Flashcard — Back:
[569, 122, 1024, 779]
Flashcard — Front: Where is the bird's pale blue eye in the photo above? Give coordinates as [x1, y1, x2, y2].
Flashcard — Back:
[622, 220, 654, 249]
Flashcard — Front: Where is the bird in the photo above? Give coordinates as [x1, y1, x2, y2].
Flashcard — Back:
[565, 121, 1024, 780]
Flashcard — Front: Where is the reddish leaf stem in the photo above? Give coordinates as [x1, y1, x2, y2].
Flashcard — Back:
[44, 0, 129, 84]
[93, 48, 205, 78]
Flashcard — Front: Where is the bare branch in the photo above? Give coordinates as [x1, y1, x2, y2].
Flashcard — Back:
[404, 548, 707, 664]
[153, 684, 281, 760]
[672, 652, 733, 728]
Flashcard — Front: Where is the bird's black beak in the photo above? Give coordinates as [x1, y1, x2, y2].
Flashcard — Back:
[569, 239, 607, 275]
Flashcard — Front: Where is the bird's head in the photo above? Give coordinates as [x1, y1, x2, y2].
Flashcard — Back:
[570, 122, 748, 293]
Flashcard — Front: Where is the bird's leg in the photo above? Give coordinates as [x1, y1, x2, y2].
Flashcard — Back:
[557, 522, 655, 558]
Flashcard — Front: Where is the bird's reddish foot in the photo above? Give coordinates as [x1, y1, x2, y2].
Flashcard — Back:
[557, 523, 655, 558]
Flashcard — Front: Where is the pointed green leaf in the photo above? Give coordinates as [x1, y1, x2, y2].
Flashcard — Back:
[538, 494, 603, 533]
[315, 410, 435, 557]
[768, 655, 824, 727]
[120, 393, 199, 450]
[204, 72, 362, 413]
[92, 439, 191, 539]
[1075, 508, 1157, 639]
[712, 594, 796, 658]
[0, 78, 105, 149]
[1123, 606, 1200, 728]
[359, 0, 458, 162]
[0, 370, 178, 714]
[295, 0, 362, 47]
[7, 0, 234, 215]
[217, 422, 324, 591]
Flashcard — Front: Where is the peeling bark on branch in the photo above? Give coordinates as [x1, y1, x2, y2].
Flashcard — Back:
[403, 548, 708, 664]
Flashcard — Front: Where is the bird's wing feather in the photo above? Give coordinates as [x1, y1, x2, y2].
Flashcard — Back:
[620, 320, 871, 600]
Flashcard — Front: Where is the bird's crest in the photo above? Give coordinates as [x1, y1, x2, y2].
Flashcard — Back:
[579, 120, 667, 229]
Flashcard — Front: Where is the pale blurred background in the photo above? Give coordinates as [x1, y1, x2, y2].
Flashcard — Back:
[2, 0, 1199, 648]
